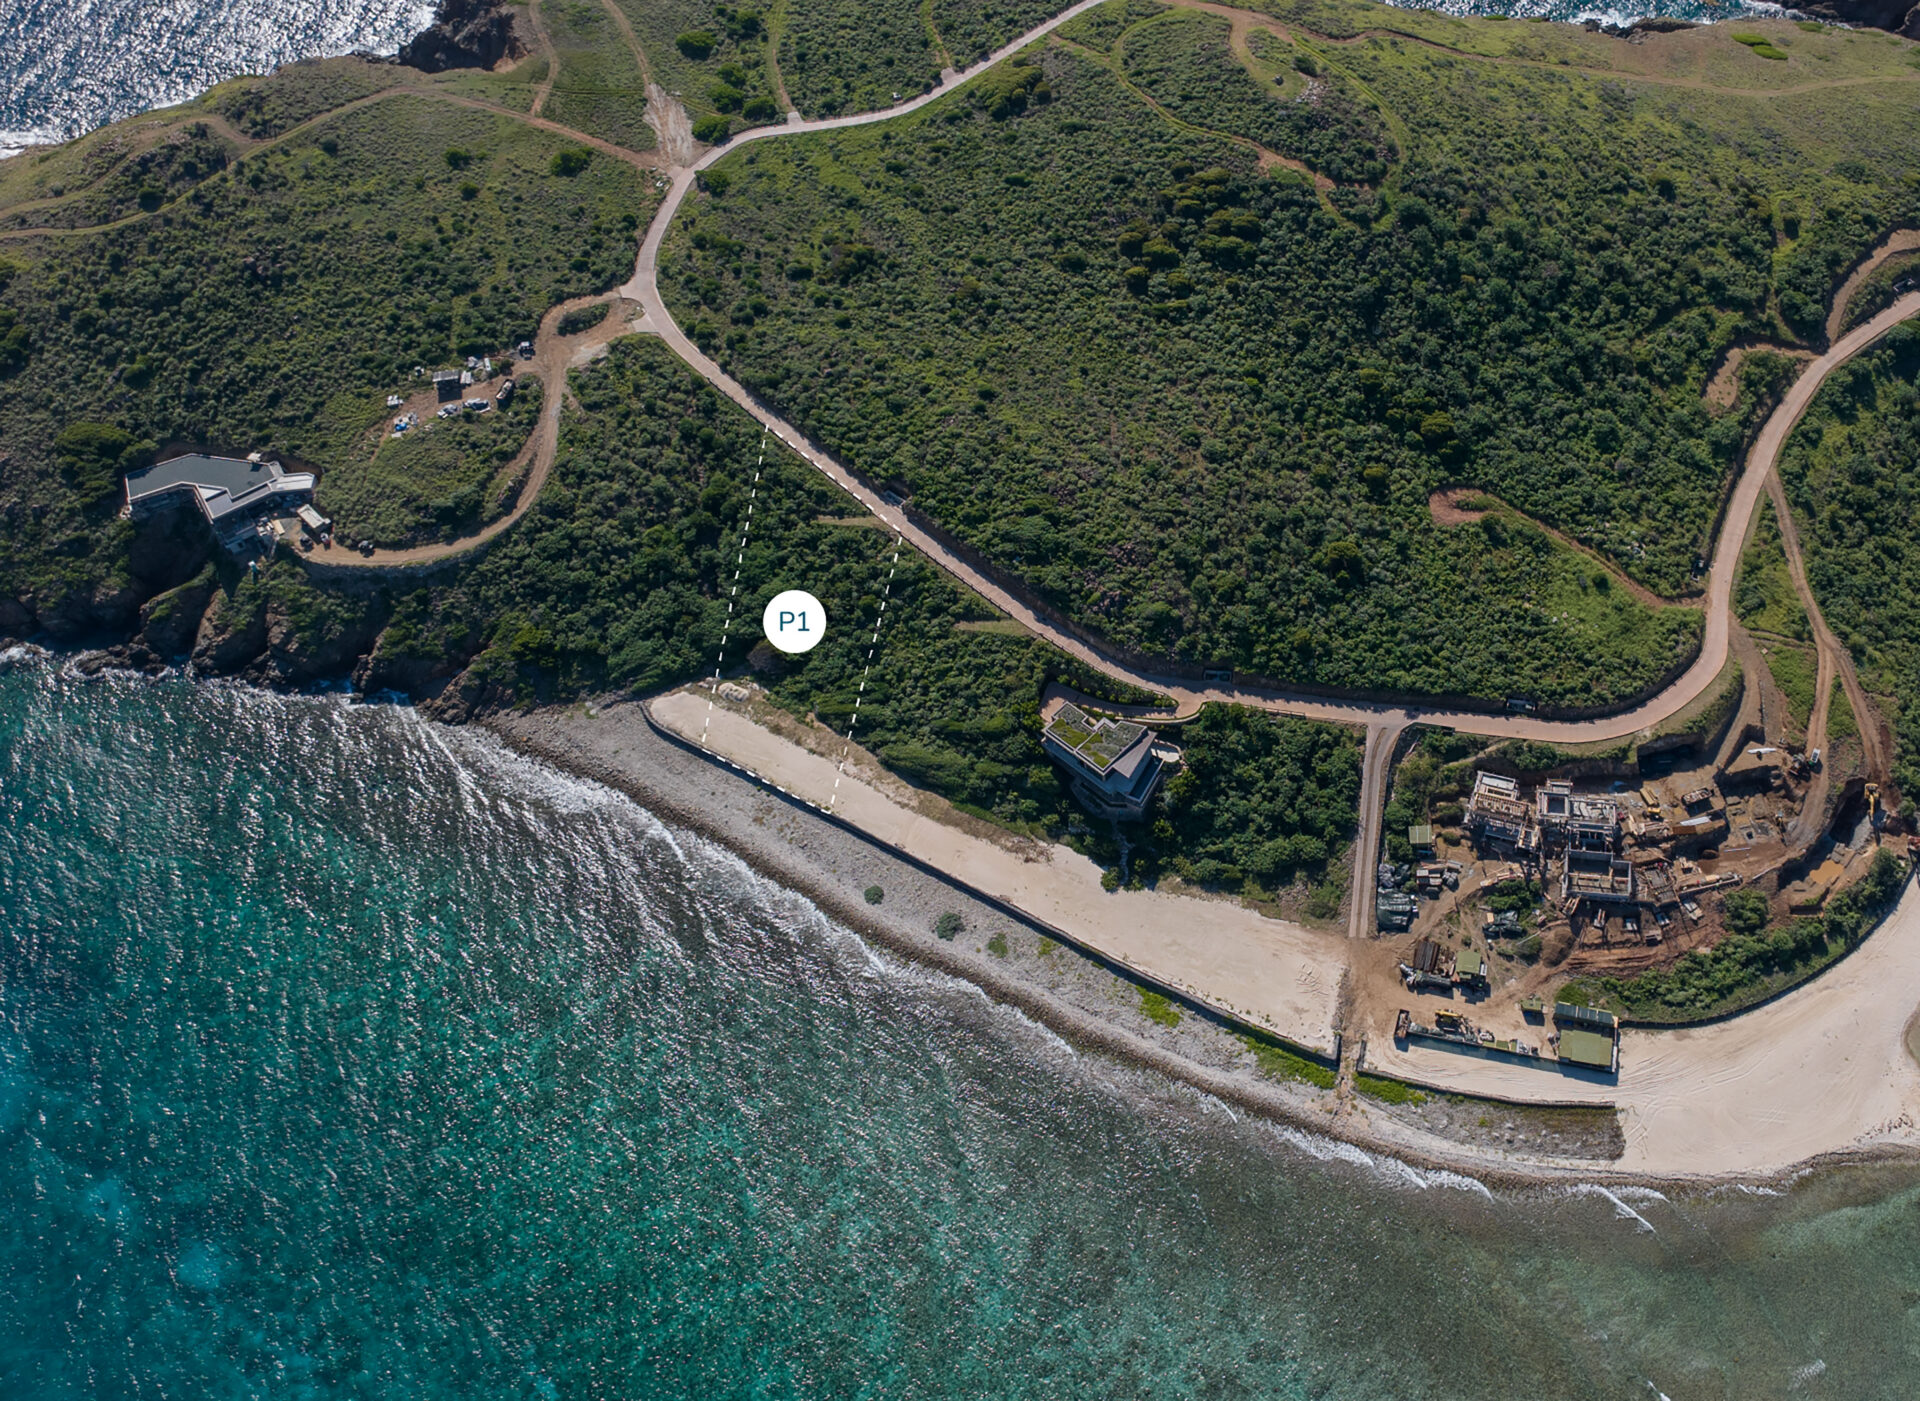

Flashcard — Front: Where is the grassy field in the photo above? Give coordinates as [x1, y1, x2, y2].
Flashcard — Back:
[611, 0, 784, 128]
[1759, 640, 1819, 734]
[1827, 677, 1858, 743]
[540, 0, 658, 152]
[1118, 9, 1392, 183]
[319, 381, 544, 548]
[1735, 499, 1811, 641]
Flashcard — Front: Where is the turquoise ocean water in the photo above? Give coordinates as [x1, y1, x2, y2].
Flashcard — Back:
[3, 660, 1919, 1398]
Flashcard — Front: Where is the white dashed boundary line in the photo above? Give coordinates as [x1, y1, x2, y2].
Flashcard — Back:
[828, 533, 904, 815]
[701, 424, 769, 748]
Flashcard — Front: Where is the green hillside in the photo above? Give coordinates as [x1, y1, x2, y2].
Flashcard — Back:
[664, 1, 1920, 705]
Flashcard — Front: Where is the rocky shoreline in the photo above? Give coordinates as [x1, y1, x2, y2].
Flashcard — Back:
[396, 0, 529, 75]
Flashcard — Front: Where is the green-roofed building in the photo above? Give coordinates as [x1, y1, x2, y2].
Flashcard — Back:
[1041, 702, 1175, 819]
[1553, 1002, 1619, 1073]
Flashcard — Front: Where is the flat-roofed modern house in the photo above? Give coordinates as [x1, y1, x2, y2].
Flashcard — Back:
[124, 452, 317, 550]
[1040, 702, 1175, 819]
[1563, 851, 1636, 904]
[1535, 780, 1620, 852]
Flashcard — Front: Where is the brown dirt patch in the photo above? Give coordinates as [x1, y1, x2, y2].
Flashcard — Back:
[1428, 486, 1494, 526]
[1704, 343, 1811, 410]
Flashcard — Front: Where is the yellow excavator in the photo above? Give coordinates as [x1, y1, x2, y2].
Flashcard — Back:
[1867, 782, 1882, 832]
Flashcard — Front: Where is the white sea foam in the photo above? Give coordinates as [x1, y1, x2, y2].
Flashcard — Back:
[2, 0, 435, 147]
[1789, 1358, 1828, 1388]
[1565, 1182, 1661, 1233]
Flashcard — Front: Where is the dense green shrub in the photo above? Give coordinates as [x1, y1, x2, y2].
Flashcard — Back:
[1148, 705, 1361, 892]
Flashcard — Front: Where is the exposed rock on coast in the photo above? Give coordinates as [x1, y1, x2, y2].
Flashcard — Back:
[1797, 0, 1920, 39]
[397, 0, 527, 74]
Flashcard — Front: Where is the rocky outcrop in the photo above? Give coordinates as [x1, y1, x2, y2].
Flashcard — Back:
[255, 596, 388, 685]
[139, 568, 217, 659]
[354, 630, 459, 699]
[0, 594, 33, 639]
[190, 589, 267, 674]
[32, 580, 147, 641]
[1584, 16, 1697, 38]
[398, 0, 526, 73]
[1795, 0, 1920, 38]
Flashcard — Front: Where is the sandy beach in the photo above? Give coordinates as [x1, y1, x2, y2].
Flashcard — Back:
[483, 697, 1652, 1180]
[649, 689, 1344, 1054]
[617, 684, 1920, 1184]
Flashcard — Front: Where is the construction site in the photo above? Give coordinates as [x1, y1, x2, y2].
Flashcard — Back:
[1363, 653, 1905, 1076]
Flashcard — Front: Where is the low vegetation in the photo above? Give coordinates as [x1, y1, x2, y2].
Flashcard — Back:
[667, 5, 1920, 705]
[1759, 641, 1818, 734]
[321, 381, 543, 548]
[1241, 1034, 1337, 1089]
[780, 0, 943, 116]
[618, 0, 780, 127]
[1119, 10, 1393, 184]
[1353, 1072, 1425, 1106]
[1775, 326, 1920, 803]
[539, 0, 657, 153]
[1138, 987, 1180, 1026]
[1735, 500, 1810, 641]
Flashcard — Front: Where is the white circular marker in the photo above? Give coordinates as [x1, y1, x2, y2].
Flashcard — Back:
[762, 589, 826, 654]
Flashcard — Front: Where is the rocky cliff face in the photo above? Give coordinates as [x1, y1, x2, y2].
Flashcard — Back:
[1797, 0, 1920, 36]
[398, 0, 527, 73]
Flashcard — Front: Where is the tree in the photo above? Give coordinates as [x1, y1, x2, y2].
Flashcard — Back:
[1721, 889, 1768, 936]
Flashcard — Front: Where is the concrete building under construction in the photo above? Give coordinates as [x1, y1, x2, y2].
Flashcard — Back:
[1467, 772, 1538, 852]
